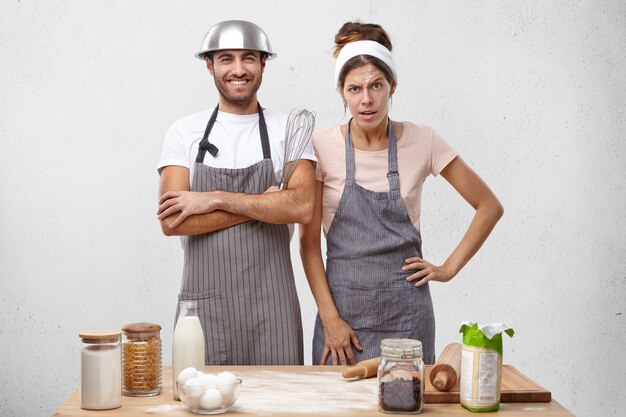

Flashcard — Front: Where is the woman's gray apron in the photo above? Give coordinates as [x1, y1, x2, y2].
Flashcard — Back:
[177, 103, 303, 365]
[313, 119, 435, 364]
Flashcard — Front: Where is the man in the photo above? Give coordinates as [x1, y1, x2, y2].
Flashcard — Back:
[157, 20, 316, 365]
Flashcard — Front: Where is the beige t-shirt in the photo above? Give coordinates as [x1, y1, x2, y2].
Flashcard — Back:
[313, 122, 458, 236]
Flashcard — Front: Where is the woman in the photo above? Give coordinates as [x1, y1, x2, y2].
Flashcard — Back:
[300, 22, 504, 365]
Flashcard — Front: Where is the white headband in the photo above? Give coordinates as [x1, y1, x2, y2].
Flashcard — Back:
[334, 40, 398, 88]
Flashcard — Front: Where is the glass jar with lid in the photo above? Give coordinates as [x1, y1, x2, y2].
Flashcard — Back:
[79, 330, 122, 410]
[378, 338, 424, 414]
[121, 322, 162, 397]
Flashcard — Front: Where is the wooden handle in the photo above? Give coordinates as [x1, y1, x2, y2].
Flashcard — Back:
[430, 343, 462, 391]
[341, 357, 381, 379]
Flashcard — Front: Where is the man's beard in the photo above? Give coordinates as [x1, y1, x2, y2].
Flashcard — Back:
[214, 74, 263, 110]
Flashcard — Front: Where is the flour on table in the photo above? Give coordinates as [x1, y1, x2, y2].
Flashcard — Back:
[145, 403, 186, 413]
[232, 371, 378, 415]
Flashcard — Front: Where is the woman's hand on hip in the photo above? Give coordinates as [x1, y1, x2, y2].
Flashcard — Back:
[321, 316, 363, 365]
[402, 256, 455, 287]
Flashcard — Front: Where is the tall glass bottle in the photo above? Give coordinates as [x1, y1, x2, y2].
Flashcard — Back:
[172, 300, 205, 400]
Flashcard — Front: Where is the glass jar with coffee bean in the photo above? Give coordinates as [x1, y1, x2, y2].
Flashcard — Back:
[378, 338, 424, 414]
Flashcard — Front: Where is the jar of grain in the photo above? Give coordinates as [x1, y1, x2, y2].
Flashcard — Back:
[121, 322, 162, 397]
[378, 338, 424, 414]
[79, 330, 122, 410]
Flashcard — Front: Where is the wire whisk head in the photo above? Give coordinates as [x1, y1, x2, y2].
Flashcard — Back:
[279, 108, 316, 190]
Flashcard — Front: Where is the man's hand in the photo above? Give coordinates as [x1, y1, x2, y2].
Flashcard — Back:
[158, 166, 252, 236]
[157, 160, 314, 235]
[158, 190, 225, 229]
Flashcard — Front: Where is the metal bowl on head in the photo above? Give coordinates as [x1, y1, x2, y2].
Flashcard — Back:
[195, 20, 276, 60]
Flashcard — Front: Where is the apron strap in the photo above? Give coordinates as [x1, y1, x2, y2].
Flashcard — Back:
[196, 102, 271, 164]
[386, 120, 400, 192]
[344, 120, 356, 185]
[344, 118, 400, 191]
[257, 103, 272, 160]
[196, 105, 220, 162]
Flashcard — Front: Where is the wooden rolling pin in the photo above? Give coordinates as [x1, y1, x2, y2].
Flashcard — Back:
[429, 342, 462, 391]
[341, 357, 381, 379]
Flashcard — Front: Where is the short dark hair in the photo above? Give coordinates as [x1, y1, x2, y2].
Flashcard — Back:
[203, 50, 267, 63]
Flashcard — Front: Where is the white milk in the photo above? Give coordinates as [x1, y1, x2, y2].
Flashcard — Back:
[80, 344, 122, 410]
[172, 315, 205, 400]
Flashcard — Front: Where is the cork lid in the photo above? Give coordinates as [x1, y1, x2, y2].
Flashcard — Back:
[79, 330, 122, 344]
[122, 322, 161, 334]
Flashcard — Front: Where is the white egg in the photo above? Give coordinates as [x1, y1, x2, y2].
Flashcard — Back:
[217, 371, 238, 394]
[200, 373, 219, 388]
[199, 388, 223, 410]
[181, 391, 201, 409]
[184, 377, 208, 398]
[177, 367, 199, 386]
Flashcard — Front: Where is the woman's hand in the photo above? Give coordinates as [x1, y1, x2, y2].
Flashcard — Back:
[157, 190, 223, 228]
[320, 316, 363, 365]
[402, 256, 455, 287]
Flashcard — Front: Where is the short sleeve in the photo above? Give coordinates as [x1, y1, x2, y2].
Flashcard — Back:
[312, 130, 325, 182]
[157, 121, 189, 173]
[431, 129, 458, 176]
[299, 129, 317, 164]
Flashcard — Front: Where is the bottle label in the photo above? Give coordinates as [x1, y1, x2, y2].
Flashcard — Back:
[460, 345, 502, 409]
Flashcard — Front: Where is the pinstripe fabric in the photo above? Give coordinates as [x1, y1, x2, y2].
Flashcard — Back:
[313, 119, 436, 365]
[176, 107, 303, 366]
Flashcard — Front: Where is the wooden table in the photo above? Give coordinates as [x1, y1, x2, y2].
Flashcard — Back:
[52, 366, 575, 417]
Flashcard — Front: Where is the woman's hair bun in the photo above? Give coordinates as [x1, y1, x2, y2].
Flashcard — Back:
[333, 21, 392, 57]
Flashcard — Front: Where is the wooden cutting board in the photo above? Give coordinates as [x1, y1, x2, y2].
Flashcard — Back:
[424, 364, 552, 403]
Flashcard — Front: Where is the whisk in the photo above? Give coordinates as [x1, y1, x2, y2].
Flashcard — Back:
[278, 108, 316, 190]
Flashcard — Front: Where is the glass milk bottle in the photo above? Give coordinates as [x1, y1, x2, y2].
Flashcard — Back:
[79, 330, 122, 410]
[172, 300, 205, 400]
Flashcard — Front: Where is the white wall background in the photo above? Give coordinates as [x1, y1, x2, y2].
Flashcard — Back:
[1, 1, 624, 416]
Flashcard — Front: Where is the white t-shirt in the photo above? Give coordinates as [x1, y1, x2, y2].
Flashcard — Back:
[158, 107, 316, 185]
